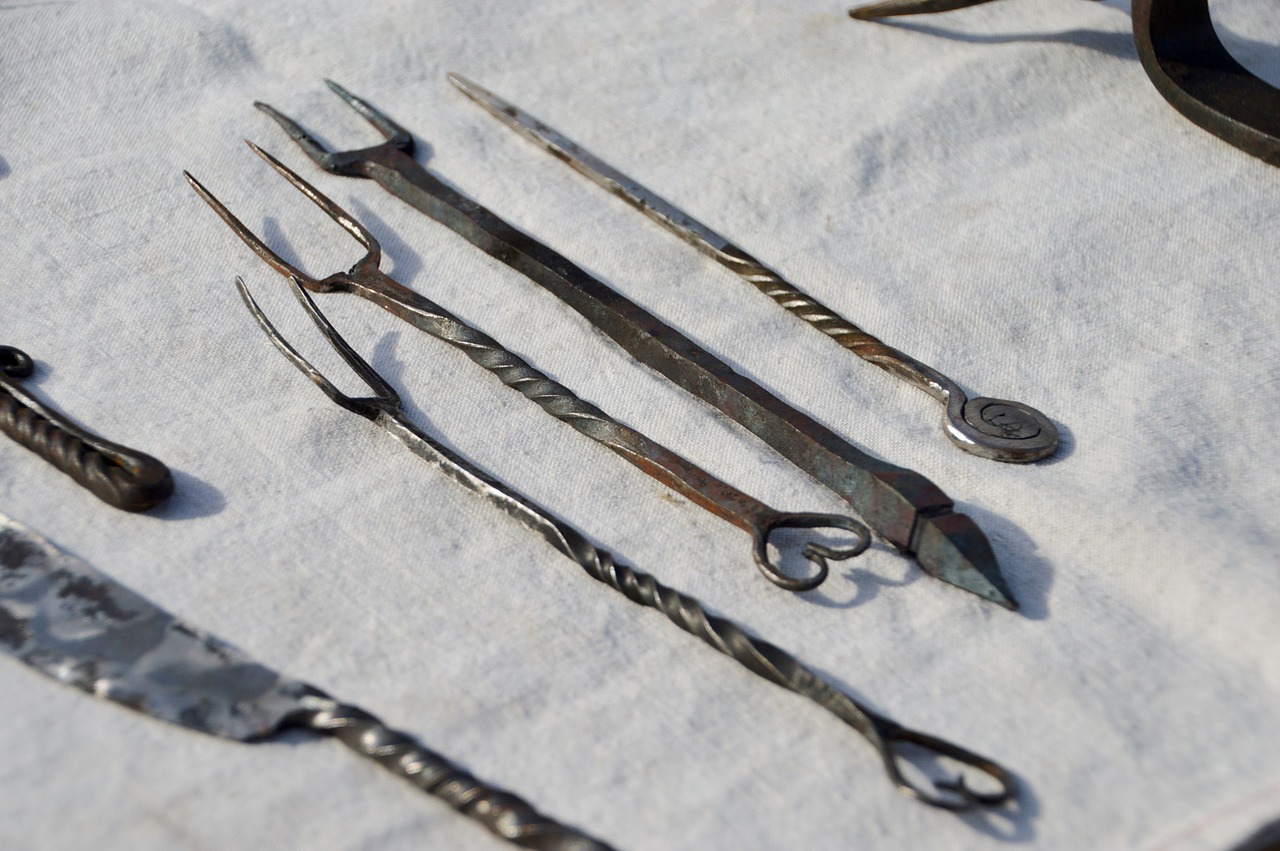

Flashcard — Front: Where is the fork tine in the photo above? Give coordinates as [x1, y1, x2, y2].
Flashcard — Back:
[236, 275, 399, 419]
[254, 100, 334, 167]
[243, 141, 382, 263]
[324, 79, 413, 151]
[184, 170, 318, 288]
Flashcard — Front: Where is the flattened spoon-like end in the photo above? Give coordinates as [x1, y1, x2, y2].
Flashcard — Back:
[948, 396, 1060, 464]
[913, 511, 1018, 611]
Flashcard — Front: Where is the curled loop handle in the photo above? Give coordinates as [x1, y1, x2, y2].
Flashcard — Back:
[0, 346, 34, 379]
[752, 512, 871, 592]
[872, 717, 1017, 810]
[0, 347, 173, 512]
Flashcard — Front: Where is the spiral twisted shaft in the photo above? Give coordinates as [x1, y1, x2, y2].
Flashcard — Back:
[550, 520, 879, 737]
[718, 251, 946, 398]
[0, 372, 173, 512]
[297, 696, 614, 851]
[364, 276, 773, 528]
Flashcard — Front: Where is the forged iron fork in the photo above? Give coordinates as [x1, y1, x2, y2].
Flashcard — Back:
[186, 147, 870, 593]
[230, 269, 1018, 812]
[248, 80, 1021, 611]
[848, 0, 1280, 167]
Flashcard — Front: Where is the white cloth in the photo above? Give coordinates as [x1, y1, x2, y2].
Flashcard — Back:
[1, 1, 1277, 849]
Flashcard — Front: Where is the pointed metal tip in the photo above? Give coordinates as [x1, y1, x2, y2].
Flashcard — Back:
[447, 72, 506, 112]
[446, 71, 481, 96]
[847, 5, 887, 20]
[848, 0, 999, 19]
[183, 170, 215, 204]
[912, 512, 1018, 611]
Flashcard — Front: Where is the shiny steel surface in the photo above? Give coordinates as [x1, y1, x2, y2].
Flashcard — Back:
[186, 147, 869, 593]
[251, 81, 1019, 610]
[447, 73, 1058, 464]
[0, 346, 172, 512]
[849, 0, 1280, 167]
[233, 274, 1018, 812]
[0, 514, 614, 850]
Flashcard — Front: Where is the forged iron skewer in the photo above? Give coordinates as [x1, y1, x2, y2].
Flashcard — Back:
[0, 514, 613, 850]
[0, 345, 173, 511]
[186, 149, 870, 593]
[252, 80, 1020, 611]
[230, 269, 1017, 811]
[848, 0, 1280, 167]
[447, 73, 1059, 465]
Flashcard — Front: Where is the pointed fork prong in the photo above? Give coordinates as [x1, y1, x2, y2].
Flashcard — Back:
[323, 79, 413, 150]
[184, 169, 318, 289]
[243, 141, 381, 264]
[236, 275, 400, 420]
[252, 99, 335, 168]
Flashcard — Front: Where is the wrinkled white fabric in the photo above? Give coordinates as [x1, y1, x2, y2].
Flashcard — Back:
[1, 1, 1277, 849]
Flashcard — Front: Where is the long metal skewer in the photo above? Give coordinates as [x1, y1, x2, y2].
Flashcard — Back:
[252, 81, 1020, 610]
[231, 269, 1016, 812]
[186, 149, 868, 593]
[848, 0, 1280, 167]
[0, 345, 173, 511]
[446, 74, 1058, 464]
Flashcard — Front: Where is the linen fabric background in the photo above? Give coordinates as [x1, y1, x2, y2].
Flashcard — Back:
[1, 1, 1277, 849]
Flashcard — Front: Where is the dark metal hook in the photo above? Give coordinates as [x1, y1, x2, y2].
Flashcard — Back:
[848, 0, 1280, 167]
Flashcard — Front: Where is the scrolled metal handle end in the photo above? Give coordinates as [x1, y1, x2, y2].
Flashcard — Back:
[944, 395, 1059, 464]
[752, 512, 871, 592]
[876, 720, 1017, 811]
[0, 346, 34, 379]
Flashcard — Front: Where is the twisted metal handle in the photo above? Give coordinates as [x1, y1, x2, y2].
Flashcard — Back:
[547, 518, 1015, 810]
[0, 346, 173, 511]
[716, 249, 1058, 463]
[382, 413, 1013, 809]
[361, 274, 869, 591]
[238, 277, 1015, 810]
[288, 693, 614, 850]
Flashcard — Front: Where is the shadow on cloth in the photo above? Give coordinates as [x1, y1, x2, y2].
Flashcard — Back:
[346, 198, 424, 285]
[867, 20, 1136, 60]
[962, 501, 1053, 621]
[148, 469, 226, 521]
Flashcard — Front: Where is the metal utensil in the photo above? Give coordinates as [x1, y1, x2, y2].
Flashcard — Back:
[848, 0, 1280, 167]
[447, 73, 1059, 464]
[0, 513, 612, 850]
[0, 346, 172, 512]
[252, 81, 1019, 611]
[185, 148, 869, 593]
[231, 271, 1017, 811]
